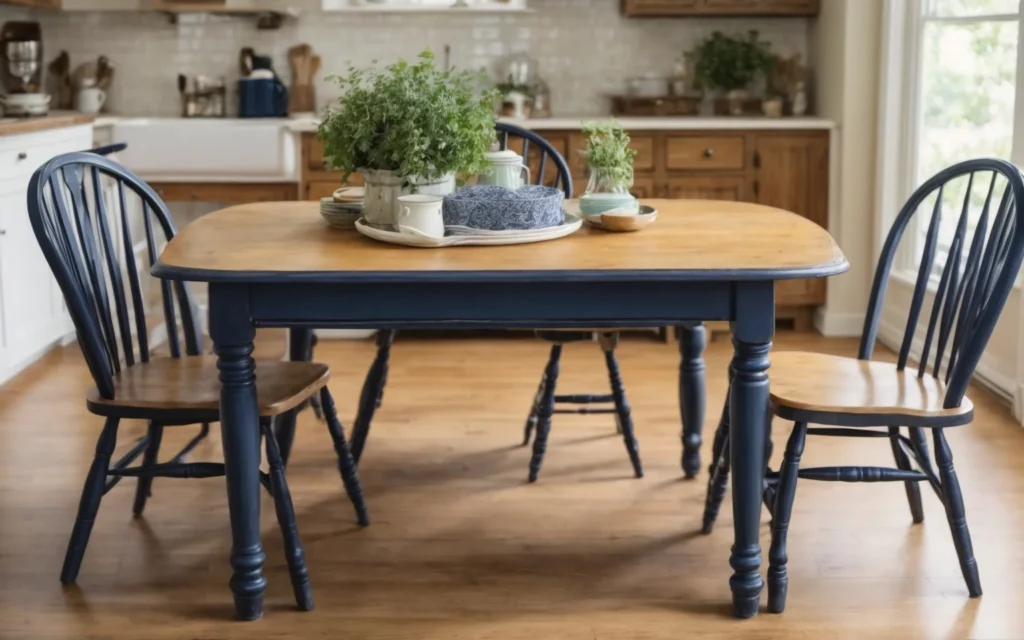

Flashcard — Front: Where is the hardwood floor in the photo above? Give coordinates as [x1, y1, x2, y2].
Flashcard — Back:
[1, 332, 1022, 639]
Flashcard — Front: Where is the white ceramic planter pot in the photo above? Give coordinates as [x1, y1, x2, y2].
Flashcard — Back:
[361, 169, 456, 226]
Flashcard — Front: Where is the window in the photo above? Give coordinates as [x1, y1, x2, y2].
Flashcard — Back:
[890, 0, 1022, 275]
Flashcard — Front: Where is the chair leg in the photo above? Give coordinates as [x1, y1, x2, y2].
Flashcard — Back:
[350, 330, 394, 464]
[934, 428, 982, 597]
[260, 418, 314, 611]
[308, 393, 324, 421]
[131, 422, 164, 518]
[320, 388, 370, 526]
[767, 421, 807, 614]
[701, 389, 731, 534]
[600, 334, 642, 478]
[888, 426, 924, 524]
[528, 344, 561, 483]
[61, 417, 120, 584]
[522, 371, 547, 446]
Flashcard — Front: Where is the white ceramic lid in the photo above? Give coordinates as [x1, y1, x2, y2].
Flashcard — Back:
[485, 149, 524, 164]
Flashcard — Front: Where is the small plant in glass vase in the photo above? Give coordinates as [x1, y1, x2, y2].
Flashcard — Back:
[579, 120, 640, 217]
[317, 50, 498, 226]
[692, 30, 774, 116]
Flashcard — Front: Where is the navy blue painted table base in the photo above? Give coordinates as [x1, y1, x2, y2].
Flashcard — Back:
[192, 275, 774, 621]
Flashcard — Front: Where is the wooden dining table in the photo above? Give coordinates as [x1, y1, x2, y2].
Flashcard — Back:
[153, 198, 847, 621]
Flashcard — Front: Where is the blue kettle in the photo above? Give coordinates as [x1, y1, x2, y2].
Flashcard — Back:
[238, 77, 289, 118]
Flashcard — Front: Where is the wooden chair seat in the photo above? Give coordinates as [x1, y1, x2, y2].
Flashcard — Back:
[86, 356, 330, 420]
[768, 351, 973, 427]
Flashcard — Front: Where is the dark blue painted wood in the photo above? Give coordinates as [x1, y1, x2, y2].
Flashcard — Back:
[528, 344, 561, 482]
[889, 426, 925, 523]
[933, 428, 981, 597]
[729, 281, 774, 619]
[260, 418, 314, 611]
[495, 122, 573, 198]
[61, 416, 119, 584]
[766, 421, 806, 614]
[678, 322, 707, 478]
[208, 283, 267, 620]
[131, 422, 164, 517]
[319, 388, 370, 526]
[701, 379, 731, 534]
[604, 339, 643, 478]
[522, 371, 547, 446]
[350, 329, 395, 464]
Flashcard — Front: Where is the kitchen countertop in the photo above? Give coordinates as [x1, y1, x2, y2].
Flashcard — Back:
[0, 112, 95, 137]
[287, 114, 837, 132]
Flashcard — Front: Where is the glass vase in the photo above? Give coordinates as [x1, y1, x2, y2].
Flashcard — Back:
[583, 165, 631, 196]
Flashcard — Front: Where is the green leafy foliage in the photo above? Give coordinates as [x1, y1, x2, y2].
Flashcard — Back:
[581, 121, 637, 191]
[692, 30, 774, 93]
[317, 50, 499, 184]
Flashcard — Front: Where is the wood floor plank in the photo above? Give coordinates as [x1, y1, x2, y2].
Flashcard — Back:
[0, 332, 1021, 639]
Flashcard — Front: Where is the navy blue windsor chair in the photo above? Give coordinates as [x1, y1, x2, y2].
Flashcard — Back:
[701, 158, 1024, 613]
[27, 151, 370, 612]
[341, 122, 644, 483]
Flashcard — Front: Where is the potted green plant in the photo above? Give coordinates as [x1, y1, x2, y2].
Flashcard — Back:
[691, 30, 774, 116]
[579, 120, 639, 216]
[317, 50, 498, 225]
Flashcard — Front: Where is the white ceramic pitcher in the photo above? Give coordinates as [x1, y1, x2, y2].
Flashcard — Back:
[478, 149, 531, 190]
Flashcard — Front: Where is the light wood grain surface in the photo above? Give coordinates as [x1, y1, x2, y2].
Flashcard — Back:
[769, 351, 972, 419]
[0, 333, 1020, 639]
[86, 357, 330, 417]
[155, 199, 846, 280]
[0, 113, 94, 137]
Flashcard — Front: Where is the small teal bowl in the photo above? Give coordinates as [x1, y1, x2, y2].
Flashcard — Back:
[579, 192, 639, 216]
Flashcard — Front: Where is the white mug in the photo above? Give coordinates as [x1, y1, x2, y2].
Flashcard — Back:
[396, 194, 445, 239]
[76, 87, 106, 114]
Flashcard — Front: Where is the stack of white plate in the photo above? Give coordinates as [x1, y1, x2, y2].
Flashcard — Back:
[1, 93, 51, 117]
[319, 187, 363, 229]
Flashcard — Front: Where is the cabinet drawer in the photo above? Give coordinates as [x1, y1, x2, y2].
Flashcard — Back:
[569, 133, 655, 177]
[666, 136, 745, 171]
[776, 278, 825, 307]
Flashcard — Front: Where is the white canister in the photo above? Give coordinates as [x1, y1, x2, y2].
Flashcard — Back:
[478, 149, 531, 190]
[361, 169, 456, 226]
[76, 87, 106, 114]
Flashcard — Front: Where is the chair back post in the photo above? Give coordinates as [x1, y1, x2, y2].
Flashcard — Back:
[856, 158, 1024, 409]
[26, 152, 203, 400]
[494, 122, 573, 199]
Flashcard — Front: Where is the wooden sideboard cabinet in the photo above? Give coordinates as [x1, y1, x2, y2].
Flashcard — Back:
[621, 0, 819, 17]
[0, 0, 60, 8]
[298, 127, 830, 328]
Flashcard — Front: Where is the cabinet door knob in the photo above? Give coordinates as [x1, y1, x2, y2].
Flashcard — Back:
[0, 229, 7, 235]
[16, 151, 27, 161]
[703, 148, 714, 159]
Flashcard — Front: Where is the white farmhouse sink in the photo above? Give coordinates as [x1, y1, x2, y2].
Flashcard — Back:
[112, 118, 298, 182]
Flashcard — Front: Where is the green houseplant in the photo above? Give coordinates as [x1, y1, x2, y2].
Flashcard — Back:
[691, 30, 774, 115]
[317, 50, 498, 225]
[579, 120, 640, 215]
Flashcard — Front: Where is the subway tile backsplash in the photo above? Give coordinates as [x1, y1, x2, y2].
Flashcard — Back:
[6, 0, 809, 117]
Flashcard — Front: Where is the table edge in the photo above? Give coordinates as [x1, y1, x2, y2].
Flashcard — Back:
[151, 257, 851, 284]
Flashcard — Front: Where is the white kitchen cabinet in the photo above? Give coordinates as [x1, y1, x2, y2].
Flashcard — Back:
[0, 124, 93, 386]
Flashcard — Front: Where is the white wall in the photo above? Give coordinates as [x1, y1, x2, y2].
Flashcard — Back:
[809, 0, 883, 337]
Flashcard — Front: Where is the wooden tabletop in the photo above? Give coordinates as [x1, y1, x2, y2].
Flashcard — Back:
[154, 199, 848, 283]
[0, 113, 94, 137]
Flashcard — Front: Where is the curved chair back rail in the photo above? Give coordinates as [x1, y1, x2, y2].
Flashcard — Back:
[89, 142, 128, 157]
[858, 158, 1024, 409]
[27, 151, 203, 400]
[495, 122, 573, 199]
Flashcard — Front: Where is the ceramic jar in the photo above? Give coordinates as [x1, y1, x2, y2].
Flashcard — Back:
[361, 169, 456, 226]
[477, 149, 530, 190]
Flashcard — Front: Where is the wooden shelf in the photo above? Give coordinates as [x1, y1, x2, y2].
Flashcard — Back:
[322, 0, 530, 12]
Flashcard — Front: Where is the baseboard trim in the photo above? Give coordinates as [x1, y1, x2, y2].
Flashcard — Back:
[317, 329, 378, 340]
[813, 309, 864, 337]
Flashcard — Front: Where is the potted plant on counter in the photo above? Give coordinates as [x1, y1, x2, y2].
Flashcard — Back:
[318, 50, 498, 226]
[691, 30, 774, 116]
[578, 120, 640, 216]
